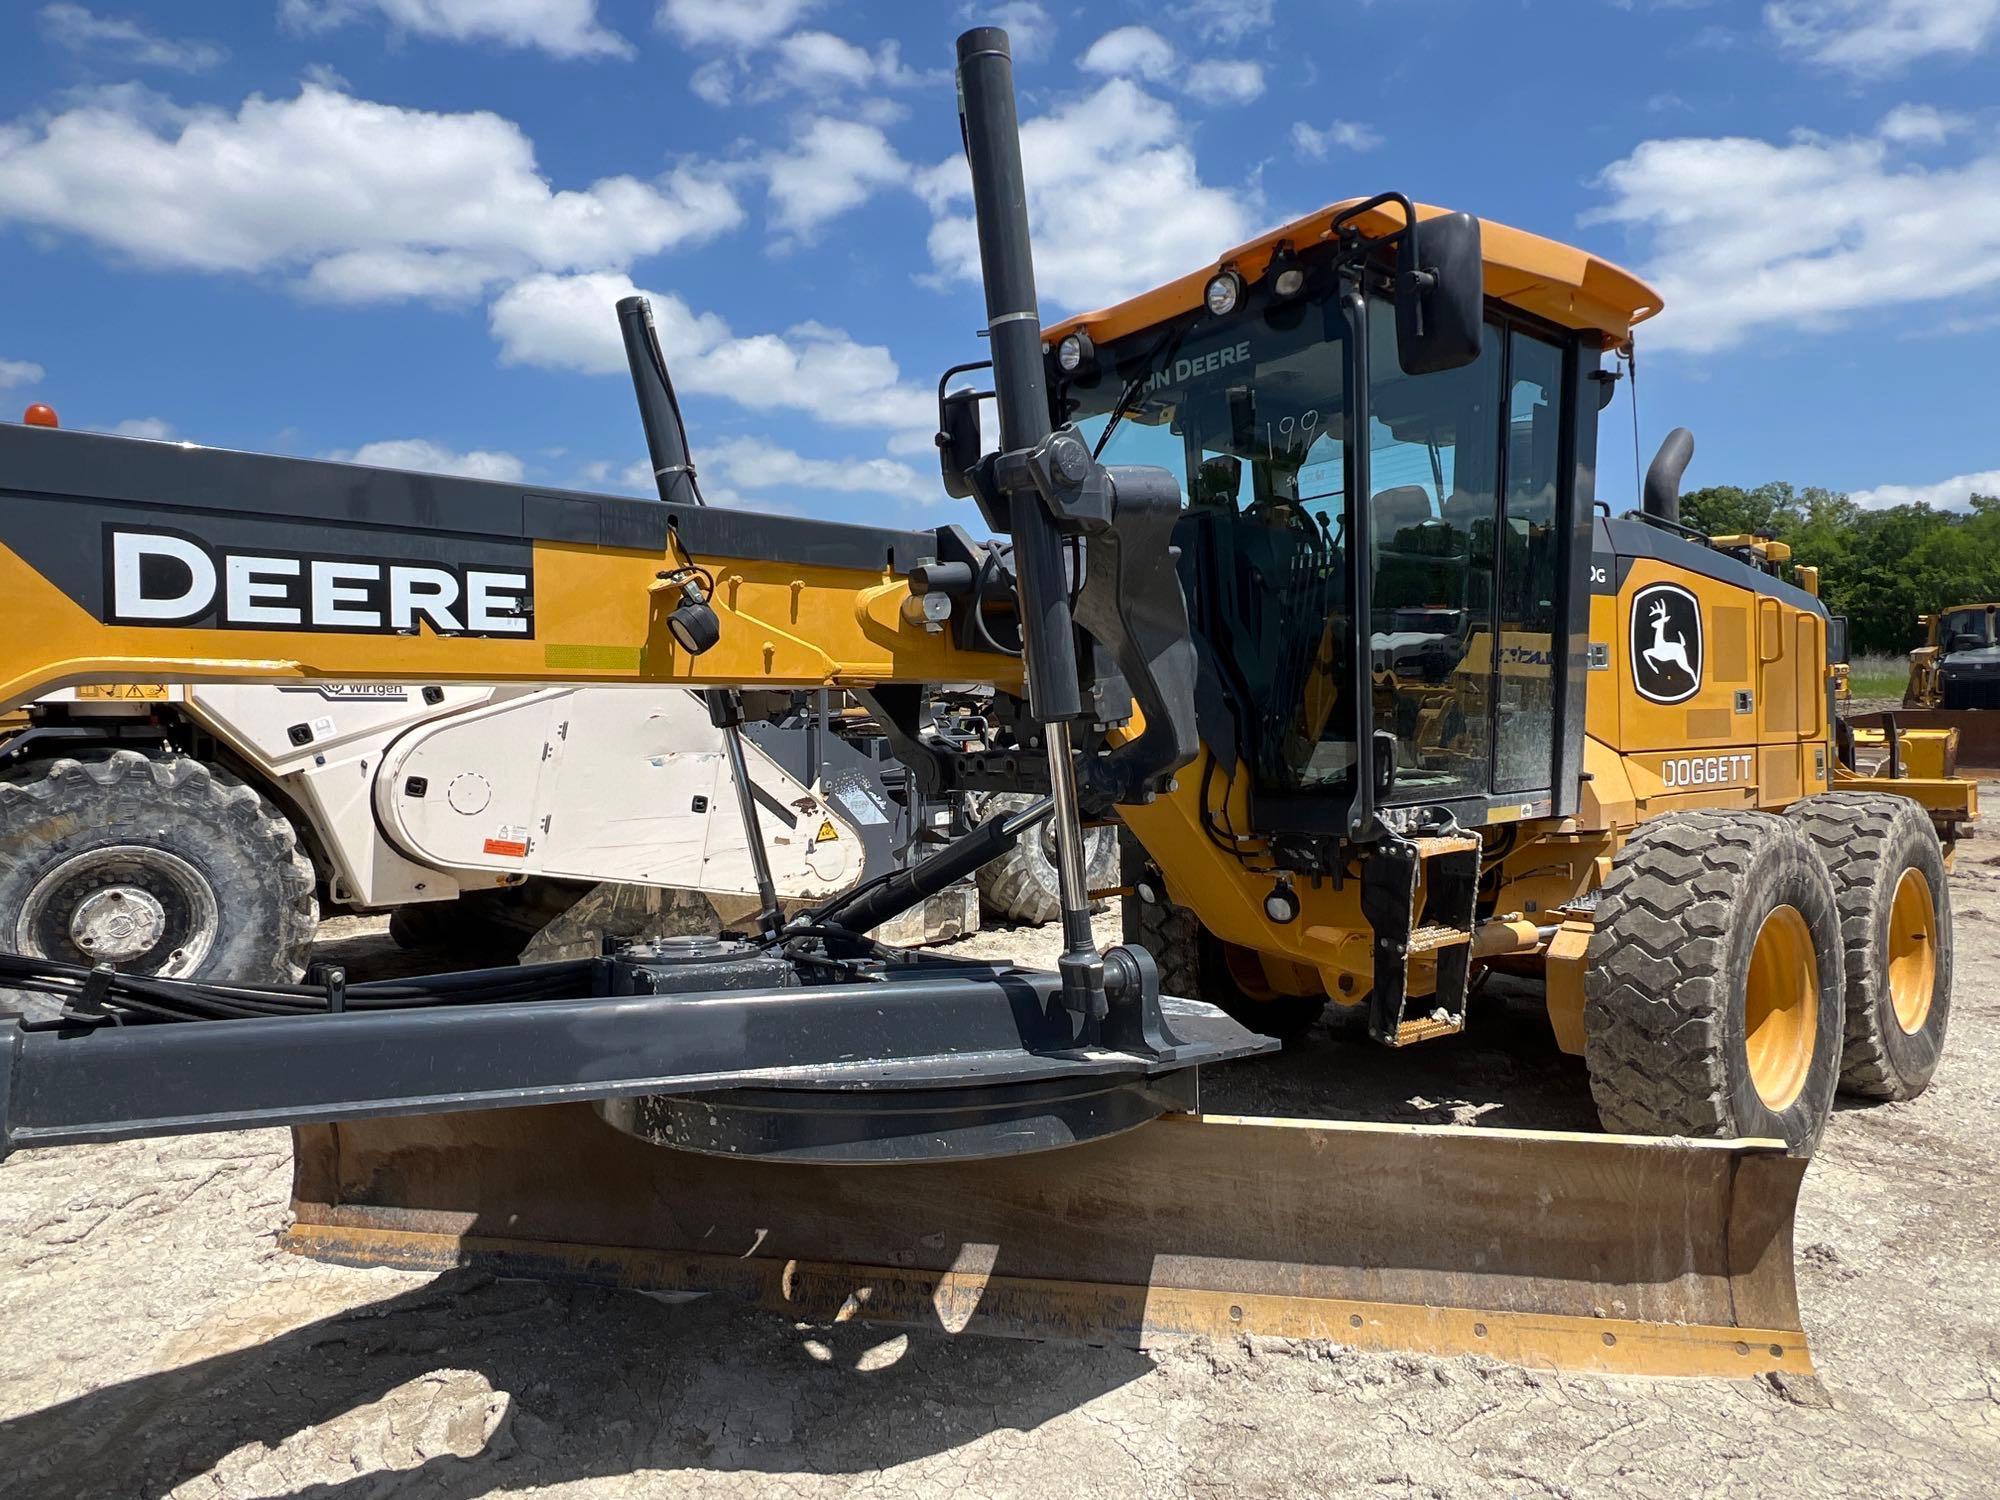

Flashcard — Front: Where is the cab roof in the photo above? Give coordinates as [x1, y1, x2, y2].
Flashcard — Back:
[1041, 198, 1662, 353]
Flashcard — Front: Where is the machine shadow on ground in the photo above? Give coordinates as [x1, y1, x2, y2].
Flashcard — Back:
[0, 1269, 1153, 1497]
[1201, 977, 1604, 1134]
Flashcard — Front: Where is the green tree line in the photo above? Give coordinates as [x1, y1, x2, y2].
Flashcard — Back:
[1679, 484, 2000, 655]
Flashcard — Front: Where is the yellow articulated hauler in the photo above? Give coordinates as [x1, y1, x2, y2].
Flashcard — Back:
[0, 25, 1972, 1378]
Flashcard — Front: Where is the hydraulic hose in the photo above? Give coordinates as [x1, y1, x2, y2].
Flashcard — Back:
[810, 796, 1052, 938]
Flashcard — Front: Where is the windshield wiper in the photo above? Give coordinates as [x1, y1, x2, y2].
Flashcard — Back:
[1091, 320, 1197, 461]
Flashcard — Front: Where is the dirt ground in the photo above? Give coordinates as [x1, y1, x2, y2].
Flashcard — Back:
[3, 817, 1999, 1498]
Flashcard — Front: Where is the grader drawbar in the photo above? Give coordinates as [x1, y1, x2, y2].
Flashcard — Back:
[0, 26, 1821, 1377]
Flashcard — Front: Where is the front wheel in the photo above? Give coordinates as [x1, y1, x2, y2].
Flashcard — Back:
[970, 791, 1117, 926]
[0, 752, 318, 1002]
[1119, 831, 1326, 1044]
[1583, 810, 1843, 1153]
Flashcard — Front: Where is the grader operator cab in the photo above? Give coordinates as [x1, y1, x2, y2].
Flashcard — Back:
[0, 26, 1973, 1377]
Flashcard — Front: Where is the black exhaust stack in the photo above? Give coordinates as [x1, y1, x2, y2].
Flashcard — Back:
[1644, 427, 1694, 526]
[618, 295, 701, 508]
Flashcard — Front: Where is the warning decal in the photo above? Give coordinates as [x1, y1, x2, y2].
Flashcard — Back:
[483, 823, 531, 858]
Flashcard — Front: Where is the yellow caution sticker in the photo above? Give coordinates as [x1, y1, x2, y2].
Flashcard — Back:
[815, 820, 839, 843]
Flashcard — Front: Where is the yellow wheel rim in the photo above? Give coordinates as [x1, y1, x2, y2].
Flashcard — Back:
[1744, 904, 1818, 1112]
[1887, 867, 1937, 1035]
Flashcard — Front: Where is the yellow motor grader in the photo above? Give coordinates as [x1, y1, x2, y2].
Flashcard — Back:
[1836, 604, 2000, 777]
[0, 26, 1973, 1379]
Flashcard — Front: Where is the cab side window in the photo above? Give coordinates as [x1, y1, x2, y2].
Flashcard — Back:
[1495, 331, 1565, 791]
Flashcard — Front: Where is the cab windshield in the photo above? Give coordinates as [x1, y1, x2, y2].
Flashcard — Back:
[1066, 289, 1567, 815]
[1070, 294, 1356, 796]
[1942, 608, 1994, 649]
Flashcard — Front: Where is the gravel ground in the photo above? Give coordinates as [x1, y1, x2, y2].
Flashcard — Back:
[3, 818, 1998, 1498]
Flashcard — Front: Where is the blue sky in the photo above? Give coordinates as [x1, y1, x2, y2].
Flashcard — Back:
[3, 0, 1997, 525]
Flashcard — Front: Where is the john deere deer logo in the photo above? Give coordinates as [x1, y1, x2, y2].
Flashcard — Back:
[1631, 583, 1702, 704]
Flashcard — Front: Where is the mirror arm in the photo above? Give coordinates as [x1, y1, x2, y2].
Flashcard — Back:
[1329, 191, 1420, 254]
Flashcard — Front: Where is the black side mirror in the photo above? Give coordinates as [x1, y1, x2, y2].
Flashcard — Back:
[1828, 615, 1850, 667]
[937, 388, 983, 499]
[1394, 211, 1483, 376]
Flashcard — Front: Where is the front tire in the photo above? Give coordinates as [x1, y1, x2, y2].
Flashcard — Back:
[970, 791, 1117, 926]
[1119, 830, 1326, 1044]
[1583, 810, 1843, 1153]
[1786, 792, 1952, 1100]
[0, 752, 317, 997]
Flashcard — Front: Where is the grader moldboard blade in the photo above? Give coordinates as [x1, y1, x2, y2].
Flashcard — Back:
[1850, 708, 2000, 779]
[286, 1105, 1811, 1380]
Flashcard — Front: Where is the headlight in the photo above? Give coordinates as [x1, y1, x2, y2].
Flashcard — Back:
[1266, 245, 1305, 300]
[1055, 330, 1093, 374]
[1204, 269, 1242, 317]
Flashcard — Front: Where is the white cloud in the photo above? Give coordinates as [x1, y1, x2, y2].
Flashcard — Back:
[656, 0, 812, 48]
[776, 30, 920, 87]
[1184, 60, 1265, 106]
[1877, 102, 1969, 145]
[1766, 0, 2000, 74]
[110, 416, 173, 439]
[1174, 0, 1274, 43]
[1080, 25, 1175, 81]
[695, 31, 927, 107]
[980, 1, 1054, 60]
[282, 0, 631, 59]
[763, 117, 907, 235]
[699, 437, 936, 503]
[689, 59, 735, 105]
[0, 84, 742, 302]
[1936, 308, 2000, 335]
[1851, 468, 2000, 510]
[921, 78, 1253, 309]
[1079, 25, 1264, 107]
[0, 358, 45, 390]
[489, 272, 724, 373]
[39, 4, 225, 71]
[327, 437, 527, 482]
[1291, 119, 1383, 160]
[489, 272, 935, 438]
[1588, 117, 2000, 353]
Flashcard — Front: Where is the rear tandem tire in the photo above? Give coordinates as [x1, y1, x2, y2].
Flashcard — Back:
[1119, 830, 1326, 1044]
[1582, 809, 1843, 1154]
[1785, 792, 1953, 1101]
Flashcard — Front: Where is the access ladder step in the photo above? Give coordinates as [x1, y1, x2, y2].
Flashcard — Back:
[1361, 830, 1484, 1047]
[1410, 833, 1482, 859]
[1407, 923, 1474, 954]
[1391, 1014, 1467, 1046]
